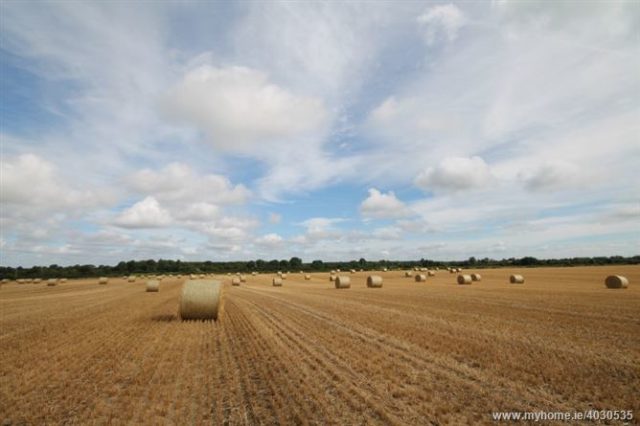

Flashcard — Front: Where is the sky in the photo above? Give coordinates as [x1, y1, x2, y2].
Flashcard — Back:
[1, 0, 638, 267]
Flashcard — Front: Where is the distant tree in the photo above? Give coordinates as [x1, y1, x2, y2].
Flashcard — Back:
[289, 257, 303, 270]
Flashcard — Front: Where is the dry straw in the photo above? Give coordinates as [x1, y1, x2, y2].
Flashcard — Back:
[146, 280, 160, 292]
[415, 274, 427, 282]
[367, 275, 383, 288]
[471, 273, 482, 282]
[99, 277, 108, 285]
[510, 274, 525, 284]
[272, 277, 283, 287]
[457, 274, 472, 285]
[179, 280, 221, 320]
[232, 277, 241, 286]
[335, 276, 351, 289]
[605, 275, 629, 289]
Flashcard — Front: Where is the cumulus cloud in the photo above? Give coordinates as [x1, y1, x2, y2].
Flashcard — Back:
[163, 65, 328, 154]
[417, 4, 466, 45]
[414, 157, 493, 192]
[114, 197, 172, 228]
[360, 188, 410, 219]
[254, 233, 284, 247]
[520, 160, 581, 192]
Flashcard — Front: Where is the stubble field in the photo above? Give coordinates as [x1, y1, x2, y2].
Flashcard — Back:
[1, 265, 639, 425]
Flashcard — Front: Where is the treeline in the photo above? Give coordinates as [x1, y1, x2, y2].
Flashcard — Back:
[1, 255, 638, 280]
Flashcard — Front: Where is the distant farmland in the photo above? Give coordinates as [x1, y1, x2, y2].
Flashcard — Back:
[1, 265, 638, 424]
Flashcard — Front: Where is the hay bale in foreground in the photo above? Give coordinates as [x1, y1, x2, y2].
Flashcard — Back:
[146, 280, 160, 292]
[304, 274, 311, 280]
[335, 276, 351, 289]
[605, 275, 629, 289]
[510, 274, 525, 284]
[471, 273, 482, 282]
[367, 275, 383, 288]
[179, 280, 221, 320]
[405, 271, 413, 277]
[272, 277, 283, 287]
[231, 277, 241, 286]
[47, 278, 58, 286]
[99, 277, 108, 285]
[457, 274, 472, 285]
[415, 274, 427, 282]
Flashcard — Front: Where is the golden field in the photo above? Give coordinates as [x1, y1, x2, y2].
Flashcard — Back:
[1, 265, 639, 425]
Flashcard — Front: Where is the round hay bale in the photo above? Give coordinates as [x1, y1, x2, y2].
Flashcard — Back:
[281, 273, 287, 280]
[47, 278, 58, 286]
[471, 273, 482, 282]
[128, 276, 136, 283]
[350, 269, 356, 274]
[189, 274, 196, 280]
[336, 269, 341, 272]
[240, 275, 246, 282]
[252, 271, 257, 276]
[405, 271, 413, 277]
[1, 278, 9, 284]
[272, 277, 283, 287]
[60, 278, 67, 283]
[415, 274, 427, 282]
[304, 274, 311, 280]
[300, 270, 304, 274]
[335, 276, 351, 289]
[510, 274, 525, 284]
[179, 280, 221, 320]
[146, 280, 160, 292]
[34, 278, 42, 283]
[427, 270, 435, 276]
[99, 277, 108, 285]
[382, 267, 388, 272]
[457, 274, 472, 285]
[231, 277, 241, 286]
[329, 275, 336, 282]
[330, 270, 336, 274]
[367, 275, 383, 288]
[605, 275, 629, 289]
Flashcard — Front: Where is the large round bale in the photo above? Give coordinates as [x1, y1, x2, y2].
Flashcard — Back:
[272, 277, 283, 287]
[47, 278, 58, 286]
[335, 276, 351, 289]
[231, 277, 241, 286]
[240, 275, 246, 283]
[471, 273, 482, 282]
[99, 277, 108, 285]
[367, 275, 383, 288]
[405, 271, 413, 277]
[179, 280, 221, 321]
[304, 274, 311, 280]
[415, 274, 427, 282]
[605, 275, 629, 289]
[146, 280, 160, 292]
[457, 274, 472, 285]
[510, 274, 525, 284]
[427, 270, 436, 276]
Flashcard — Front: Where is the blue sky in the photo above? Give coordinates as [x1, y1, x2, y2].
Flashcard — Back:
[1, 1, 638, 267]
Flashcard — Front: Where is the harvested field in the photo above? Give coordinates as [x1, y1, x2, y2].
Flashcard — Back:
[1, 266, 639, 425]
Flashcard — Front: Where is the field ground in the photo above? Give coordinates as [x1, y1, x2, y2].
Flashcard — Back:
[1, 266, 639, 425]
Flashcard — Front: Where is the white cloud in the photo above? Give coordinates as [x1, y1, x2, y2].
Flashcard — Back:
[417, 4, 466, 45]
[163, 65, 327, 154]
[360, 188, 410, 219]
[415, 157, 493, 193]
[114, 196, 172, 229]
[520, 160, 581, 192]
[255, 233, 284, 247]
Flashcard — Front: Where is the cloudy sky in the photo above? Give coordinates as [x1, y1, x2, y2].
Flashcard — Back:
[1, 1, 638, 267]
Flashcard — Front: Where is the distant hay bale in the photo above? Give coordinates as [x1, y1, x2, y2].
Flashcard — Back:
[128, 276, 136, 283]
[60, 278, 67, 283]
[34, 278, 42, 283]
[336, 269, 341, 272]
[335, 276, 351, 289]
[99, 277, 108, 285]
[350, 269, 356, 274]
[605, 275, 629, 289]
[231, 277, 241, 286]
[382, 267, 388, 272]
[17, 279, 25, 284]
[47, 278, 58, 286]
[415, 274, 427, 282]
[300, 270, 304, 274]
[510, 274, 525, 284]
[329, 275, 336, 282]
[449, 269, 455, 274]
[304, 274, 311, 280]
[281, 273, 287, 279]
[405, 271, 413, 277]
[471, 273, 482, 282]
[179, 280, 221, 320]
[240, 275, 246, 282]
[252, 271, 257, 276]
[199, 274, 205, 279]
[272, 277, 283, 287]
[146, 280, 160, 292]
[457, 274, 472, 285]
[189, 274, 196, 279]
[367, 275, 383, 288]
[427, 270, 435, 276]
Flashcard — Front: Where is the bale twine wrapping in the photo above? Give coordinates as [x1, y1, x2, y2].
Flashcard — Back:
[427, 270, 435, 276]
[179, 280, 221, 320]
[335, 276, 351, 289]
[47, 278, 58, 286]
[367, 275, 383, 288]
[405, 271, 413, 277]
[146, 280, 160, 292]
[272, 277, 283, 287]
[304, 274, 311, 280]
[471, 273, 482, 282]
[510, 274, 525, 284]
[232, 277, 241, 286]
[605, 275, 629, 289]
[457, 274, 472, 285]
[415, 274, 427, 282]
